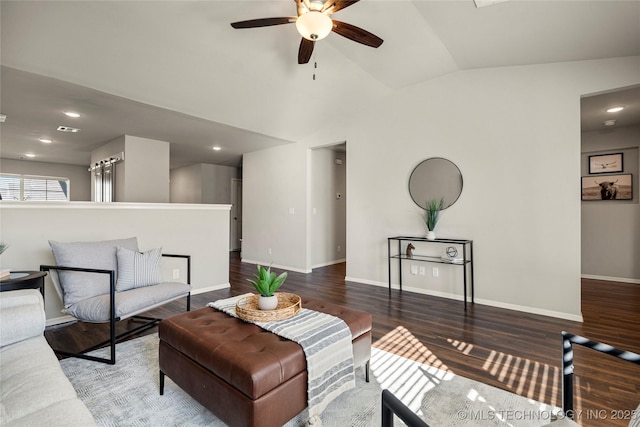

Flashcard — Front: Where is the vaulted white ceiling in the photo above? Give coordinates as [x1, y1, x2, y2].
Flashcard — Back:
[1, 1, 639, 168]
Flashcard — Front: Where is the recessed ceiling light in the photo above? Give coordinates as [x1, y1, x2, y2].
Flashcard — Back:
[64, 111, 81, 118]
[39, 138, 53, 143]
[212, 146, 222, 151]
[24, 153, 36, 158]
[604, 120, 616, 126]
[606, 106, 624, 113]
[57, 125, 80, 133]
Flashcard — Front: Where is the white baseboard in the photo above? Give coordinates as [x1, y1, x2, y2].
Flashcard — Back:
[345, 276, 387, 287]
[241, 258, 312, 274]
[192, 283, 230, 294]
[344, 277, 584, 322]
[46, 315, 77, 327]
[312, 259, 346, 269]
[581, 274, 640, 285]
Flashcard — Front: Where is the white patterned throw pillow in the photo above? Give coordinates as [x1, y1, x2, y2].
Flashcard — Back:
[116, 246, 163, 292]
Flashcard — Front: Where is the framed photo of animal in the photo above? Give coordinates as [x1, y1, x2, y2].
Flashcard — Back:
[588, 153, 623, 174]
[581, 174, 633, 201]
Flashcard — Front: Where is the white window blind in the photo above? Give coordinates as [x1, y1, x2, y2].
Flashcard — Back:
[0, 174, 70, 201]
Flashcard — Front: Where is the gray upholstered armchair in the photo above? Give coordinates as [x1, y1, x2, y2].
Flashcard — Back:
[40, 237, 191, 364]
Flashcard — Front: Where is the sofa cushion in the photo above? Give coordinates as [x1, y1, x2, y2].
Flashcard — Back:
[115, 246, 163, 292]
[0, 290, 45, 347]
[0, 336, 82, 424]
[2, 399, 97, 427]
[49, 237, 139, 307]
[66, 281, 190, 322]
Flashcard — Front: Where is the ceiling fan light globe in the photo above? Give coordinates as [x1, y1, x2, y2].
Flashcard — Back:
[296, 11, 332, 41]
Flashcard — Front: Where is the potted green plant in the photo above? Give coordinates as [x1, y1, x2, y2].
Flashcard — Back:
[247, 264, 288, 310]
[423, 198, 444, 240]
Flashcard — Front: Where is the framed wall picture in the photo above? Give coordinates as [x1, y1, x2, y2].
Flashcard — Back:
[588, 153, 623, 174]
[581, 174, 633, 201]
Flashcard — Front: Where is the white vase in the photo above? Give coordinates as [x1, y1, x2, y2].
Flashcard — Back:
[426, 230, 436, 241]
[258, 295, 278, 310]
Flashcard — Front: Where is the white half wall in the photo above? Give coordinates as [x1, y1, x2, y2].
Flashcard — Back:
[0, 201, 230, 324]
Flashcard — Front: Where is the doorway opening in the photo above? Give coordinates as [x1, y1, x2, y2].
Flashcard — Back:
[310, 142, 347, 269]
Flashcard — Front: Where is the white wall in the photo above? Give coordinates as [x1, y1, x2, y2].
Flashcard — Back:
[91, 135, 169, 202]
[310, 148, 346, 268]
[202, 164, 241, 204]
[0, 158, 91, 201]
[243, 56, 640, 321]
[123, 136, 170, 202]
[170, 163, 242, 250]
[0, 201, 230, 324]
[581, 125, 640, 282]
[171, 163, 241, 205]
[170, 164, 203, 203]
[243, 143, 309, 272]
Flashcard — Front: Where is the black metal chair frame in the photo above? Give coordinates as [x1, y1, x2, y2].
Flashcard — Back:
[40, 253, 191, 365]
[381, 389, 430, 427]
[561, 331, 640, 419]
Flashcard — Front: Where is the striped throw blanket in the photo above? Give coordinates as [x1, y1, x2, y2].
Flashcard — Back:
[208, 294, 355, 421]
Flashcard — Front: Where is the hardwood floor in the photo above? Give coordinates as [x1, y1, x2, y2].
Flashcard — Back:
[45, 252, 640, 426]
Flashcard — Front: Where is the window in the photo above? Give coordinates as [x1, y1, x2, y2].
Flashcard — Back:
[0, 174, 70, 201]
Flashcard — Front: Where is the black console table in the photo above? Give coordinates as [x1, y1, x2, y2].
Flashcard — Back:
[388, 236, 474, 310]
[0, 271, 47, 299]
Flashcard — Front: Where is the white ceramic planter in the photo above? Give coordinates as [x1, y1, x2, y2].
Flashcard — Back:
[258, 295, 278, 310]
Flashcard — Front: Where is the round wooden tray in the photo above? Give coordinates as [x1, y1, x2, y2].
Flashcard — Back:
[236, 292, 301, 322]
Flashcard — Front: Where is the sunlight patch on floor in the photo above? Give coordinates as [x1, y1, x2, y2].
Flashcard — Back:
[373, 325, 450, 372]
[372, 326, 561, 424]
[372, 326, 454, 415]
[444, 337, 561, 407]
[481, 349, 560, 405]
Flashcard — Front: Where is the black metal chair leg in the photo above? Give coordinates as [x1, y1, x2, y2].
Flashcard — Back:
[159, 370, 165, 395]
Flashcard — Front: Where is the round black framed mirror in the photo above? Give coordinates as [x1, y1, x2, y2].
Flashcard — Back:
[408, 157, 463, 210]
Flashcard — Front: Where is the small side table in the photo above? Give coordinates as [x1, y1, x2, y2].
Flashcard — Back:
[0, 271, 47, 299]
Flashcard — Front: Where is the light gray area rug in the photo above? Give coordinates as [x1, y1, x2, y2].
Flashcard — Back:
[60, 334, 560, 426]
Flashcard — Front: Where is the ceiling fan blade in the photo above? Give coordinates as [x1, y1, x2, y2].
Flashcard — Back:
[230, 17, 295, 29]
[322, 0, 359, 14]
[298, 38, 315, 64]
[294, 0, 307, 15]
[331, 20, 383, 48]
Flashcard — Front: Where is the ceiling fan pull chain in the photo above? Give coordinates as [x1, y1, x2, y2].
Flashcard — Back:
[313, 61, 317, 80]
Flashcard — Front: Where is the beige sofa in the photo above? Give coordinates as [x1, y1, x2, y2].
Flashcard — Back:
[0, 289, 96, 426]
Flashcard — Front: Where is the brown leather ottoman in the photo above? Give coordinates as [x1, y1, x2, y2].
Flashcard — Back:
[158, 297, 372, 427]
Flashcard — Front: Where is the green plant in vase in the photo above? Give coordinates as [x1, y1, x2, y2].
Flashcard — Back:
[423, 198, 444, 240]
[247, 264, 288, 310]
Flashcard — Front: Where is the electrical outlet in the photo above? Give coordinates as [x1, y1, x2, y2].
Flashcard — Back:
[268, 248, 272, 255]
[410, 265, 418, 275]
[419, 266, 426, 276]
[172, 269, 180, 279]
[337, 245, 341, 252]
[432, 267, 439, 277]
